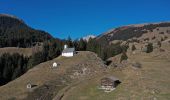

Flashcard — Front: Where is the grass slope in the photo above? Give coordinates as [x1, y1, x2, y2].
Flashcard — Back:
[0, 51, 105, 100]
[62, 44, 170, 100]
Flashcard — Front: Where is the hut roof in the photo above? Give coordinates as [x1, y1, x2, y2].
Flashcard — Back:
[108, 76, 119, 81]
[102, 76, 120, 81]
[62, 48, 75, 53]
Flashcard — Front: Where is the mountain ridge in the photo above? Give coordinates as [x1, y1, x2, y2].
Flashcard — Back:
[0, 14, 24, 23]
[96, 22, 170, 44]
[0, 13, 53, 48]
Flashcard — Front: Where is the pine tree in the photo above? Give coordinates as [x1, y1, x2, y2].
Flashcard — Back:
[132, 44, 136, 51]
[12, 65, 21, 80]
[78, 39, 87, 51]
[66, 36, 73, 47]
[146, 43, 153, 53]
[120, 52, 128, 62]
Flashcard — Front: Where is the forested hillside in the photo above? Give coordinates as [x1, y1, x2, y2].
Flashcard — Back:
[0, 39, 63, 86]
[0, 53, 29, 85]
[64, 37, 128, 61]
[0, 14, 63, 86]
[0, 14, 52, 47]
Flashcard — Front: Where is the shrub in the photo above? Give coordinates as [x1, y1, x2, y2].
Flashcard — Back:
[132, 45, 136, 51]
[120, 52, 128, 62]
[159, 32, 164, 34]
[164, 36, 168, 39]
[146, 43, 153, 53]
[152, 36, 156, 40]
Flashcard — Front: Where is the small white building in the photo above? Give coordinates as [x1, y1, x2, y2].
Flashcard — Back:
[62, 45, 75, 57]
[27, 83, 32, 89]
[52, 62, 58, 68]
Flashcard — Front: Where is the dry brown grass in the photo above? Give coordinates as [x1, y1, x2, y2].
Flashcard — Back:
[0, 47, 32, 57]
[0, 51, 105, 100]
[62, 43, 170, 100]
[1, 42, 170, 100]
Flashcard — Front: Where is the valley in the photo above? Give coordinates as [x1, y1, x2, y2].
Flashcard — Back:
[0, 14, 170, 100]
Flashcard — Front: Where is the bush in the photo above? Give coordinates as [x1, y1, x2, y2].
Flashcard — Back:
[132, 45, 136, 51]
[146, 43, 153, 53]
[120, 52, 128, 62]
[152, 36, 156, 40]
[159, 32, 164, 34]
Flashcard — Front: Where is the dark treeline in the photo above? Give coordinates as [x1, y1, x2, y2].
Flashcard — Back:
[0, 53, 29, 85]
[28, 39, 63, 68]
[64, 37, 129, 61]
[0, 37, 128, 86]
[0, 39, 63, 86]
[87, 38, 128, 60]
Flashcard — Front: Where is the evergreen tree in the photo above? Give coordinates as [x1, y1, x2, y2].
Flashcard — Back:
[73, 39, 79, 50]
[12, 65, 22, 80]
[86, 38, 98, 52]
[146, 43, 153, 53]
[66, 36, 73, 47]
[0, 53, 29, 85]
[132, 44, 136, 51]
[120, 52, 128, 62]
[78, 38, 87, 51]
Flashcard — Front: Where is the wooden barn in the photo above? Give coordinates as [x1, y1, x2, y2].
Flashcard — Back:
[100, 76, 121, 92]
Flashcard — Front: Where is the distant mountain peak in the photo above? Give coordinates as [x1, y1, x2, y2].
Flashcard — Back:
[83, 35, 96, 41]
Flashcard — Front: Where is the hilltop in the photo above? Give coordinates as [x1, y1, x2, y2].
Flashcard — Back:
[61, 40, 170, 100]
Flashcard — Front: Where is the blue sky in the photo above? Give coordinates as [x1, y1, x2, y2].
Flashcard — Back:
[0, 0, 170, 39]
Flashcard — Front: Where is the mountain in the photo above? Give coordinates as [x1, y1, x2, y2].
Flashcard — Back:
[96, 22, 170, 44]
[0, 19, 170, 100]
[83, 35, 96, 41]
[0, 14, 53, 48]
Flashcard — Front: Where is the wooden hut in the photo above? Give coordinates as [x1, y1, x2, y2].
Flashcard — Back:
[101, 76, 121, 91]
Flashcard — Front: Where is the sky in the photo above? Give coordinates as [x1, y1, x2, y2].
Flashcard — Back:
[0, 0, 170, 39]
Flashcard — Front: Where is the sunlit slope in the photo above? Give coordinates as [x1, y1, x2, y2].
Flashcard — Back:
[62, 44, 170, 100]
[0, 51, 105, 100]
